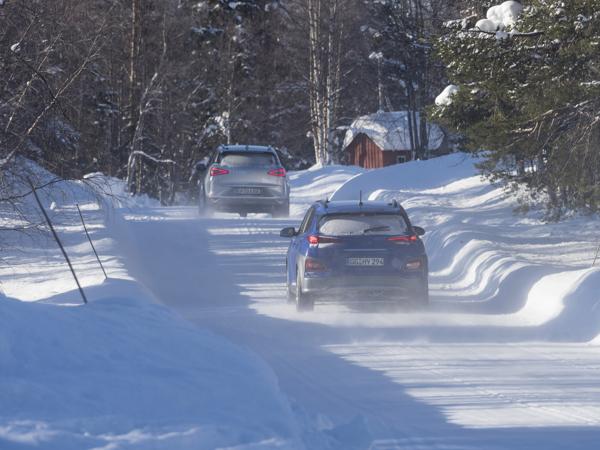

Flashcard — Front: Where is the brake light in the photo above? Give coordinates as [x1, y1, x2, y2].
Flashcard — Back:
[268, 168, 286, 177]
[387, 235, 417, 243]
[307, 235, 340, 246]
[305, 258, 327, 272]
[210, 167, 230, 176]
[405, 259, 423, 270]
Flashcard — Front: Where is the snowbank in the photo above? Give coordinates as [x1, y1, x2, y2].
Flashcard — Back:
[289, 164, 363, 217]
[83, 172, 160, 209]
[328, 153, 600, 342]
[501, 267, 600, 343]
[0, 282, 298, 449]
[0, 160, 300, 449]
[330, 153, 481, 202]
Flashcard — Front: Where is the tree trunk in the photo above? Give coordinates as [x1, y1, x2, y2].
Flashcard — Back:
[307, 0, 344, 166]
[128, 0, 142, 193]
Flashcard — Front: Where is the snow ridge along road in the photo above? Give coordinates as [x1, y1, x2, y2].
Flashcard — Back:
[0, 167, 301, 450]
[118, 156, 600, 449]
[4, 157, 598, 449]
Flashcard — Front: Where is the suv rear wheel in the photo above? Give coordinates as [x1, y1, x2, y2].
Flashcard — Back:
[410, 282, 429, 310]
[198, 190, 211, 217]
[296, 270, 314, 312]
[286, 264, 295, 304]
[273, 201, 290, 218]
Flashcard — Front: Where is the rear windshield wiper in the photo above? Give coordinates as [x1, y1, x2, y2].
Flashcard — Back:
[362, 226, 391, 234]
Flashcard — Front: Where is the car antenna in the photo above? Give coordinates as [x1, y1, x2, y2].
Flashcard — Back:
[359, 190, 363, 207]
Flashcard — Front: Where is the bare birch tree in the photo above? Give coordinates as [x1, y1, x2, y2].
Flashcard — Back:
[306, 0, 346, 165]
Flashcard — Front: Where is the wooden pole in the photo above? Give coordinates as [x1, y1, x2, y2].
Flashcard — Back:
[27, 179, 88, 304]
[76, 204, 108, 280]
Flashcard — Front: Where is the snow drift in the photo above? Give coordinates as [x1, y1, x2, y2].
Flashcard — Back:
[330, 153, 482, 201]
[288, 164, 364, 217]
[331, 153, 600, 342]
[0, 282, 298, 450]
[0, 161, 300, 449]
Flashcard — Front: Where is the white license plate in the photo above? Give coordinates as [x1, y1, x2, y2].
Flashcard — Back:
[346, 257, 385, 267]
[235, 187, 261, 195]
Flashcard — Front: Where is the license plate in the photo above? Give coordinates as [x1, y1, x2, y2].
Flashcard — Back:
[234, 187, 261, 195]
[346, 257, 385, 267]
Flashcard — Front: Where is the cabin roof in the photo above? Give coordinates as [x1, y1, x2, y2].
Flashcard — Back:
[343, 111, 445, 152]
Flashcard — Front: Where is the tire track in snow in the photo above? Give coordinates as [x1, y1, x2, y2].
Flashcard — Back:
[119, 200, 600, 449]
[329, 342, 600, 429]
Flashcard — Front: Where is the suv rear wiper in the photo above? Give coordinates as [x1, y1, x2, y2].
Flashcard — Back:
[362, 226, 391, 234]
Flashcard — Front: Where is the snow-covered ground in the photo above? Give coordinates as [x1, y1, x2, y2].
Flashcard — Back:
[2, 155, 600, 449]
[0, 175, 300, 450]
[287, 164, 364, 217]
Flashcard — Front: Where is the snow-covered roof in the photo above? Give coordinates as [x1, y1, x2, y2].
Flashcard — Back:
[343, 111, 445, 152]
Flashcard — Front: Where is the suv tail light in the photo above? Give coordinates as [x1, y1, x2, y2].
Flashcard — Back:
[387, 235, 417, 243]
[210, 167, 230, 176]
[305, 258, 327, 272]
[307, 235, 340, 246]
[268, 168, 286, 177]
[405, 259, 423, 270]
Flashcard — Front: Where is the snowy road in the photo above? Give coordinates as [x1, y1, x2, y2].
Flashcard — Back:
[118, 206, 600, 450]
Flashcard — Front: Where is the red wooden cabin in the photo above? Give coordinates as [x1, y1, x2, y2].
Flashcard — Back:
[343, 111, 446, 169]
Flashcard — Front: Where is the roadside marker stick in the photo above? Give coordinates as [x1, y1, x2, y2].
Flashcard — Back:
[77, 203, 108, 280]
[27, 178, 88, 304]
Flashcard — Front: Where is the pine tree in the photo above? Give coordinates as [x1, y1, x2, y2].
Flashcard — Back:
[433, 0, 600, 217]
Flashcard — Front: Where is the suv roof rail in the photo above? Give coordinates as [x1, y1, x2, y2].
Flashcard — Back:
[217, 144, 276, 151]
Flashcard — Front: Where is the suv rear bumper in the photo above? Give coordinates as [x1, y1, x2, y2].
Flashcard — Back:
[207, 195, 289, 212]
[302, 273, 426, 299]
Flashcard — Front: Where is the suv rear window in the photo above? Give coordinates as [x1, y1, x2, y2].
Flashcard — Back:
[319, 214, 409, 236]
[218, 152, 276, 167]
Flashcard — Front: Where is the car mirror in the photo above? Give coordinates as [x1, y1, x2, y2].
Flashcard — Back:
[413, 226, 425, 236]
[280, 227, 296, 238]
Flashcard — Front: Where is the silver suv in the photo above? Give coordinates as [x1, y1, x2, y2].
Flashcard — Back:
[197, 145, 290, 217]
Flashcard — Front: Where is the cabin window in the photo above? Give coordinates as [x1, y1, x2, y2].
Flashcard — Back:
[396, 155, 407, 164]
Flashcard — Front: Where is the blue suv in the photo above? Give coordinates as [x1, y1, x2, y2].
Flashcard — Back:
[280, 200, 428, 311]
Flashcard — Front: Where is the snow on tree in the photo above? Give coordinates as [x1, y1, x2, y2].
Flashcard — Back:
[435, 85, 459, 106]
[433, 0, 600, 217]
[476, 1, 523, 33]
